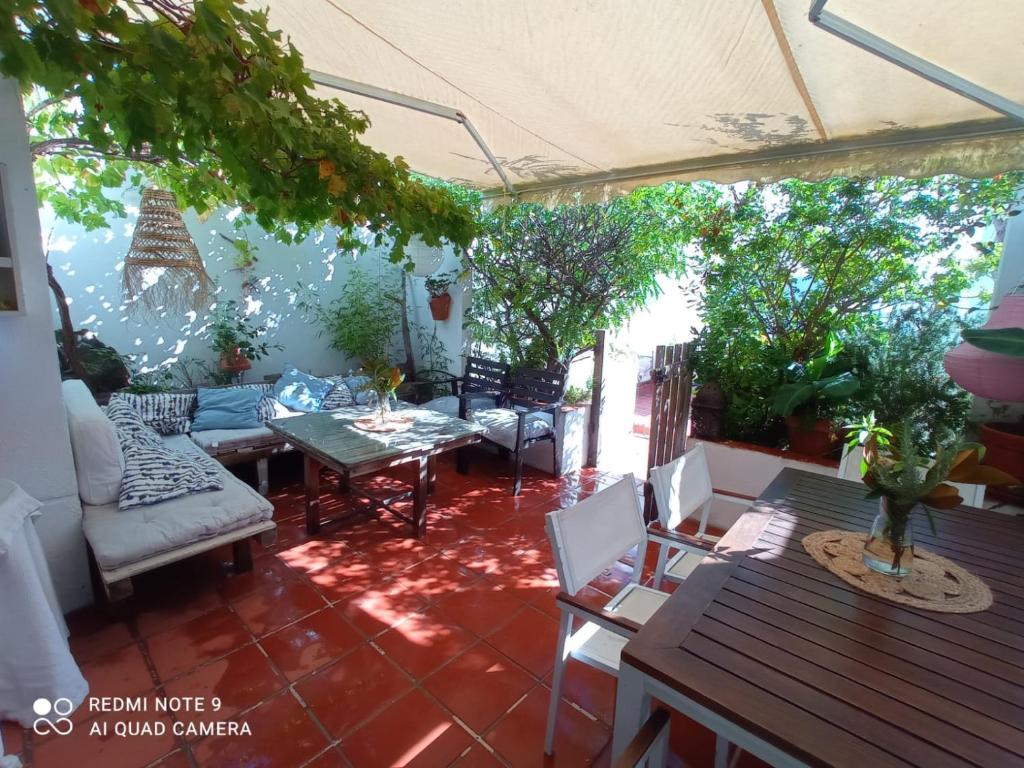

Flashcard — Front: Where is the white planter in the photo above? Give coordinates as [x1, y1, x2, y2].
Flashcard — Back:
[695, 438, 838, 499]
[522, 404, 590, 476]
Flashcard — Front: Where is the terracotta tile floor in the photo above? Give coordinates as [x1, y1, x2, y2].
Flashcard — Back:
[4, 451, 766, 768]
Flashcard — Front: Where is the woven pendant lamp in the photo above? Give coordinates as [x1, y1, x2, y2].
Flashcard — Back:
[123, 188, 214, 314]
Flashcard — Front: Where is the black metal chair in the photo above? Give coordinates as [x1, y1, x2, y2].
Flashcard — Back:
[467, 366, 567, 495]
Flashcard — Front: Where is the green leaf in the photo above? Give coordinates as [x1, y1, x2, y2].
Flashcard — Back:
[962, 327, 1024, 358]
[771, 382, 817, 417]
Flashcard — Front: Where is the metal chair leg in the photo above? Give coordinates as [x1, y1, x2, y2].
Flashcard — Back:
[545, 610, 573, 755]
[714, 734, 729, 768]
[653, 542, 669, 590]
[512, 450, 525, 496]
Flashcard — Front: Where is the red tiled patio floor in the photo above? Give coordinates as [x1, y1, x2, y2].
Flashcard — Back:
[4, 451, 767, 768]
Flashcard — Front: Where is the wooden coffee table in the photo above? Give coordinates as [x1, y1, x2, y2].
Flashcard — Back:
[267, 407, 484, 538]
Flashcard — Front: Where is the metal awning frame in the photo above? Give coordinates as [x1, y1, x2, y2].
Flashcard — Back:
[809, 0, 1024, 122]
[308, 69, 516, 195]
[308, 1, 1024, 201]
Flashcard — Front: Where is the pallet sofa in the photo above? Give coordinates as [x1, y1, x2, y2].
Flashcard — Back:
[63, 379, 277, 602]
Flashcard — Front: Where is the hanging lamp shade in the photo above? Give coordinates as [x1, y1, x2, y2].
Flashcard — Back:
[123, 188, 214, 315]
[407, 235, 445, 277]
[944, 291, 1024, 402]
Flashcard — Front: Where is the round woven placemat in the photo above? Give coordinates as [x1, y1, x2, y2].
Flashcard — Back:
[802, 530, 992, 614]
[352, 415, 415, 433]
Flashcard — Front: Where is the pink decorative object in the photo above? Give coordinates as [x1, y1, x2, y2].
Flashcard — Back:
[944, 293, 1024, 402]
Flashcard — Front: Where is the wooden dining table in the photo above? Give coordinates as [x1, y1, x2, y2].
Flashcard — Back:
[612, 468, 1024, 768]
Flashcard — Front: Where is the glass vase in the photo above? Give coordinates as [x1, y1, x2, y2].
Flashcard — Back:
[863, 497, 915, 577]
[372, 389, 392, 424]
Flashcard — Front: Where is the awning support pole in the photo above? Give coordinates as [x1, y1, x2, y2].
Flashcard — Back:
[307, 69, 516, 195]
[809, 0, 1024, 123]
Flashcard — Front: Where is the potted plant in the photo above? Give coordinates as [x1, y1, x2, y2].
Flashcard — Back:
[846, 414, 1017, 576]
[207, 299, 280, 375]
[424, 271, 459, 321]
[771, 335, 860, 455]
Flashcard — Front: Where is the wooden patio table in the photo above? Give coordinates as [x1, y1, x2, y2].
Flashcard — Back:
[612, 468, 1024, 768]
[267, 407, 484, 538]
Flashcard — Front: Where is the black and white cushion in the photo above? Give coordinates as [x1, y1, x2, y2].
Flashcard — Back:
[107, 397, 225, 509]
[320, 377, 355, 410]
[117, 437, 224, 510]
[105, 398, 162, 447]
[112, 392, 196, 435]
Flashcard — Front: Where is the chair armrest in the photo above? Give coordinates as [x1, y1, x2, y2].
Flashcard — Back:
[712, 490, 756, 504]
[456, 389, 502, 401]
[647, 522, 715, 553]
[613, 708, 671, 768]
[556, 591, 642, 635]
[510, 401, 559, 416]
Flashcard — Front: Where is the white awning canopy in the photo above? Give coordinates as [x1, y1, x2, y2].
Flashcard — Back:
[265, 0, 1024, 202]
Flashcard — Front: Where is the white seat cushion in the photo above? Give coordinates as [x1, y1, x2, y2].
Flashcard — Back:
[62, 380, 125, 506]
[82, 436, 274, 570]
[572, 585, 669, 674]
[665, 549, 705, 581]
[472, 408, 554, 451]
[423, 395, 500, 418]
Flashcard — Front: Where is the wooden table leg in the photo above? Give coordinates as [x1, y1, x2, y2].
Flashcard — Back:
[412, 455, 429, 538]
[304, 453, 323, 535]
[427, 454, 437, 494]
[337, 470, 349, 494]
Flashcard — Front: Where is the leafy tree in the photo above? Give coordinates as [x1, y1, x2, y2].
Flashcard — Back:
[686, 175, 1022, 445]
[0, 0, 475, 257]
[468, 188, 689, 371]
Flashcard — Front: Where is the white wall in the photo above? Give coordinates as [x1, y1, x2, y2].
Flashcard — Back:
[43, 191, 467, 383]
[0, 79, 91, 611]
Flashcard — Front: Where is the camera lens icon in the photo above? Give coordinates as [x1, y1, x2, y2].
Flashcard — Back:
[32, 697, 74, 736]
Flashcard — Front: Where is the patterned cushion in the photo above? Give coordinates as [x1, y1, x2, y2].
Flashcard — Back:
[472, 407, 554, 451]
[117, 436, 224, 510]
[344, 374, 373, 405]
[112, 392, 196, 435]
[105, 398, 162, 447]
[274, 366, 334, 412]
[321, 377, 355, 410]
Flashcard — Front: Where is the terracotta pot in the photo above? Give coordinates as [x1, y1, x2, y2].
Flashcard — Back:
[785, 415, 836, 456]
[219, 347, 252, 373]
[429, 293, 452, 321]
[980, 422, 1024, 500]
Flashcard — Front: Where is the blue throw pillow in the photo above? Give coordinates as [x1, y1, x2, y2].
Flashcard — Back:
[191, 387, 265, 431]
[274, 365, 334, 412]
[344, 374, 373, 405]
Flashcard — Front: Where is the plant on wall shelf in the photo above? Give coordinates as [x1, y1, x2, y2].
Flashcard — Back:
[424, 270, 459, 321]
[205, 299, 280, 376]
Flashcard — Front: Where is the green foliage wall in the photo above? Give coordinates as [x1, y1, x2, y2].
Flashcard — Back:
[684, 174, 1022, 446]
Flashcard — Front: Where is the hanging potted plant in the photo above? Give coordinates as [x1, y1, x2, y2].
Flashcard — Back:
[424, 271, 459, 321]
[846, 414, 1018, 576]
[771, 334, 860, 455]
[207, 299, 280, 377]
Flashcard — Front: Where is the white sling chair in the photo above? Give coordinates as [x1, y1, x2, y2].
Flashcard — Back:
[647, 443, 751, 590]
[838, 444, 986, 507]
[543, 475, 670, 756]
